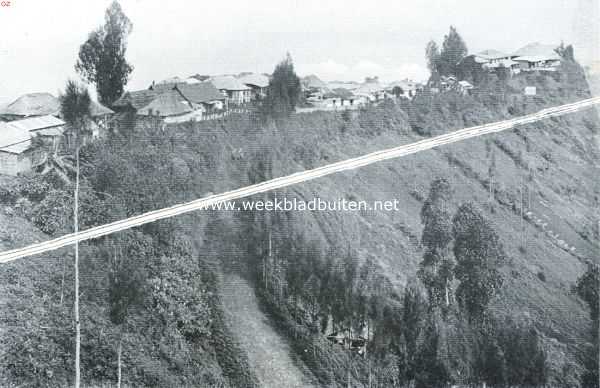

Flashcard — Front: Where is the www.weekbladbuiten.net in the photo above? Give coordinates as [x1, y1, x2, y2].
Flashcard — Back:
[200, 197, 404, 212]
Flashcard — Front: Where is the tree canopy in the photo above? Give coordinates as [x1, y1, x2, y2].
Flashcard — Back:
[438, 26, 468, 76]
[425, 40, 441, 74]
[262, 53, 301, 118]
[75, 1, 133, 106]
[452, 203, 505, 321]
[555, 42, 575, 62]
[60, 80, 91, 130]
[59, 80, 92, 154]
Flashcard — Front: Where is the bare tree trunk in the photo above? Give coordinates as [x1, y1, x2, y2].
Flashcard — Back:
[489, 175, 493, 210]
[445, 283, 450, 307]
[60, 255, 66, 305]
[74, 148, 81, 388]
[521, 173, 525, 246]
[368, 359, 372, 388]
[347, 365, 351, 388]
[117, 333, 122, 388]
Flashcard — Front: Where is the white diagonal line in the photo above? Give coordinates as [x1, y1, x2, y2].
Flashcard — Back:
[1, 96, 599, 264]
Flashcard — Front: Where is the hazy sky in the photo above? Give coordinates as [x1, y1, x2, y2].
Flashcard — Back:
[0, 0, 598, 103]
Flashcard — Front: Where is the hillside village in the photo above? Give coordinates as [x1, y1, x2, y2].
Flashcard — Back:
[0, 41, 568, 178]
[0, 1, 599, 386]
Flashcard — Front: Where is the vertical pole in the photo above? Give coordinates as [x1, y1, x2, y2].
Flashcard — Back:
[117, 335, 122, 388]
[521, 172, 525, 247]
[74, 147, 81, 388]
[267, 231, 272, 291]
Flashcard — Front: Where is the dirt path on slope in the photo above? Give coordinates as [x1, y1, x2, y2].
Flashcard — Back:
[220, 273, 317, 388]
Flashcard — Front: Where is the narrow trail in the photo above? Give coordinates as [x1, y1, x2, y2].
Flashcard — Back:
[220, 273, 316, 388]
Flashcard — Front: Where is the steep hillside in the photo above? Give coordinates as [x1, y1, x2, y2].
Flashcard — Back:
[0, 184, 257, 387]
[183, 64, 598, 385]
[0, 62, 598, 387]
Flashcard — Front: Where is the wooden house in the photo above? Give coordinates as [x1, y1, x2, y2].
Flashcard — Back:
[174, 82, 226, 113]
[208, 76, 252, 106]
[238, 73, 270, 100]
[0, 115, 66, 175]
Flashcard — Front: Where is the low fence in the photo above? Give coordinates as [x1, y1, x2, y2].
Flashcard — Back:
[164, 108, 251, 124]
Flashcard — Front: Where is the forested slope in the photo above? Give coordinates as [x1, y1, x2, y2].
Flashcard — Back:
[0, 60, 598, 387]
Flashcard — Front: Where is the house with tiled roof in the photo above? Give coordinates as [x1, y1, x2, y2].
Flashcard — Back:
[135, 89, 194, 119]
[461, 50, 521, 76]
[237, 73, 270, 100]
[112, 89, 161, 112]
[175, 82, 226, 111]
[512, 43, 561, 71]
[112, 79, 228, 125]
[322, 88, 364, 108]
[207, 76, 252, 106]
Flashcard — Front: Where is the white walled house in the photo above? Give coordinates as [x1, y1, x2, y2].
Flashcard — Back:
[0, 115, 66, 175]
[208, 76, 252, 106]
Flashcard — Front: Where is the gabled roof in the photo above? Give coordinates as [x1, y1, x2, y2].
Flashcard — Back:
[475, 49, 510, 60]
[176, 83, 226, 104]
[89, 100, 114, 117]
[112, 89, 159, 110]
[0, 93, 60, 117]
[0, 115, 65, 154]
[137, 90, 193, 117]
[208, 75, 251, 91]
[184, 77, 201, 84]
[512, 43, 560, 60]
[0, 121, 31, 154]
[150, 82, 181, 92]
[157, 76, 182, 85]
[189, 74, 211, 82]
[238, 73, 270, 88]
[8, 115, 65, 133]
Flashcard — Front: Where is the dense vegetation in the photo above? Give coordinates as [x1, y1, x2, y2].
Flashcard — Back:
[0, 130, 258, 386]
[0, 26, 598, 387]
[233, 169, 550, 387]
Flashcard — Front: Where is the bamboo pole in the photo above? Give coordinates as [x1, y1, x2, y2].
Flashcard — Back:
[74, 147, 81, 388]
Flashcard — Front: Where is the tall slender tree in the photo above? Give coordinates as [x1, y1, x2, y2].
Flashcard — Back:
[402, 282, 425, 382]
[425, 40, 441, 75]
[452, 203, 505, 322]
[574, 262, 599, 387]
[59, 80, 92, 388]
[262, 53, 301, 118]
[76, 1, 133, 106]
[418, 178, 454, 309]
[438, 26, 468, 76]
[107, 233, 147, 388]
